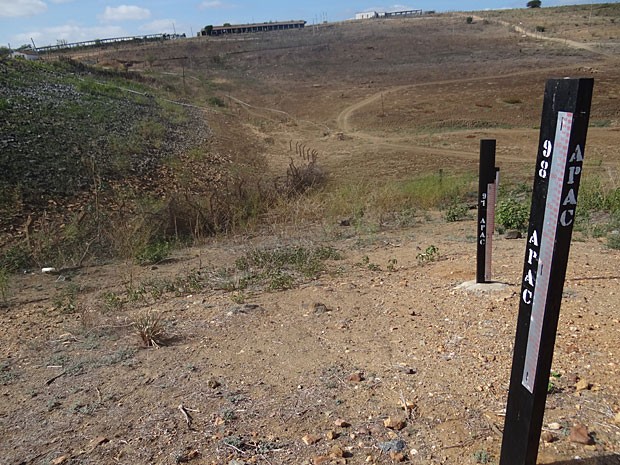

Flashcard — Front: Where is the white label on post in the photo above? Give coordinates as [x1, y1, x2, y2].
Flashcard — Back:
[522, 111, 573, 393]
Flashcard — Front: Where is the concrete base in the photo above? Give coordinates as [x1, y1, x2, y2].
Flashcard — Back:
[455, 280, 510, 292]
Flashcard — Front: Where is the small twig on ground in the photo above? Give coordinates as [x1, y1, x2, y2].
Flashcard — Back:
[83, 323, 134, 337]
[45, 371, 67, 386]
[224, 442, 245, 454]
[442, 438, 476, 450]
[178, 404, 192, 428]
[489, 421, 504, 436]
[178, 404, 198, 429]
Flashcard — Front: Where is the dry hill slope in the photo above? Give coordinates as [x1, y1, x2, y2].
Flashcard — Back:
[1, 7, 619, 465]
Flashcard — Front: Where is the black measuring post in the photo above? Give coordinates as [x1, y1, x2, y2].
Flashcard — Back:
[499, 78, 594, 465]
[477, 139, 496, 283]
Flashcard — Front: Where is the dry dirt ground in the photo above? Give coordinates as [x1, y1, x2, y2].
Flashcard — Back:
[2, 7, 620, 465]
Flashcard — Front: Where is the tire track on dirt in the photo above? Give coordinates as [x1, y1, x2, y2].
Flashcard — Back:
[334, 55, 618, 166]
[336, 65, 595, 134]
[489, 17, 617, 59]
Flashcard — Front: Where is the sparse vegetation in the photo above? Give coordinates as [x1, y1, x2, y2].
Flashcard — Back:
[135, 240, 171, 265]
[325, 173, 475, 229]
[233, 245, 341, 291]
[417, 245, 440, 264]
[608, 231, 620, 250]
[473, 449, 492, 464]
[496, 198, 530, 231]
[0, 267, 10, 306]
[1, 8, 620, 464]
[133, 310, 167, 347]
[444, 203, 469, 222]
[52, 283, 80, 314]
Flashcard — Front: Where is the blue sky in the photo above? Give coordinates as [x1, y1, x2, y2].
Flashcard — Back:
[0, 0, 612, 48]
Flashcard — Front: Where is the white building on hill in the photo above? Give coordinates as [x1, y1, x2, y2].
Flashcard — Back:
[10, 50, 40, 60]
[355, 9, 423, 20]
[355, 11, 378, 19]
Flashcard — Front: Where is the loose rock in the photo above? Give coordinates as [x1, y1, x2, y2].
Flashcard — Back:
[86, 436, 108, 453]
[312, 456, 331, 465]
[313, 302, 329, 314]
[302, 434, 322, 446]
[383, 416, 407, 431]
[349, 371, 364, 382]
[326, 430, 339, 440]
[541, 431, 557, 443]
[569, 423, 594, 445]
[334, 419, 351, 428]
[377, 439, 407, 453]
[575, 378, 591, 391]
[330, 445, 345, 458]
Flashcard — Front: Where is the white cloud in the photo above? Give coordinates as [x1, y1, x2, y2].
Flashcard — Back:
[49, 0, 75, 3]
[139, 19, 177, 34]
[15, 23, 125, 47]
[101, 5, 151, 21]
[0, 0, 47, 17]
[199, 1, 226, 9]
[388, 4, 416, 11]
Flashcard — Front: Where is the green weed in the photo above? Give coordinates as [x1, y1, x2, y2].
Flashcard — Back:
[590, 119, 611, 128]
[417, 245, 439, 264]
[0, 267, 10, 306]
[392, 172, 475, 210]
[0, 361, 18, 385]
[496, 198, 529, 231]
[357, 255, 381, 271]
[101, 291, 124, 312]
[52, 283, 80, 314]
[230, 291, 246, 304]
[234, 245, 341, 291]
[0, 244, 31, 272]
[208, 96, 226, 107]
[473, 449, 492, 464]
[324, 173, 474, 227]
[608, 231, 620, 250]
[444, 203, 469, 222]
[100, 348, 137, 366]
[135, 240, 171, 265]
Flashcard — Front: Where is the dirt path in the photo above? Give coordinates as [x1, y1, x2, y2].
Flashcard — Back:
[334, 63, 604, 136]
[493, 18, 617, 58]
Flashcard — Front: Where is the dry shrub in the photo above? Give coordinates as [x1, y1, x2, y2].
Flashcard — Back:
[276, 153, 326, 198]
[133, 310, 166, 347]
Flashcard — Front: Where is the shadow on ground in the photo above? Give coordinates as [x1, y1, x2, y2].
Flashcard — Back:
[548, 455, 620, 465]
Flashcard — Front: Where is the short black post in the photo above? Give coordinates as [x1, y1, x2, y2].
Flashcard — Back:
[499, 78, 594, 465]
[477, 139, 496, 283]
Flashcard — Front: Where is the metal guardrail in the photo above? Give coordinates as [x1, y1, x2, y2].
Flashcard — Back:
[36, 33, 183, 53]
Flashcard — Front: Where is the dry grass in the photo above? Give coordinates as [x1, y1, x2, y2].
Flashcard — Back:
[132, 310, 167, 347]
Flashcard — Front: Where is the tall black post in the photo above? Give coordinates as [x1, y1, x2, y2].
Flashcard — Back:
[499, 78, 594, 465]
[477, 139, 496, 283]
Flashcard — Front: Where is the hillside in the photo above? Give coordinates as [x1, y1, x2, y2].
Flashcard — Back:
[1, 5, 620, 465]
[0, 58, 268, 268]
